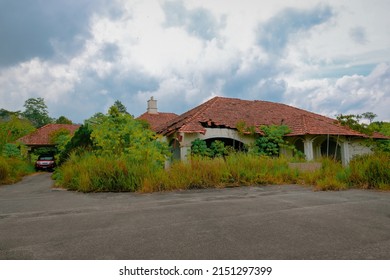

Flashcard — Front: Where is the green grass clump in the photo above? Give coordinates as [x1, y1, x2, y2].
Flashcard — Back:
[54, 152, 156, 192]
[349, 153, 390, 190]
[0, 157, 10, 181]
[299, 158, 349, 191]
[0, 156, 34, 185]
[53, 152, 389, 193]
[140, 154, 299, 192]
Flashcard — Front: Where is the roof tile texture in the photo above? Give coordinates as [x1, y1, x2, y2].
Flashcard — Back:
[137, 112, 178, 131]
[17, 124, 81, 146]
[158, 97, 368, 137]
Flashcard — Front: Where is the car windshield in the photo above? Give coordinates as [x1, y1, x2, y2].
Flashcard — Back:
[38, 156, 54, 161]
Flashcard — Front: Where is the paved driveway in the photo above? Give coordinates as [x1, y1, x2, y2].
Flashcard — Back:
[0, 173, 389, 259]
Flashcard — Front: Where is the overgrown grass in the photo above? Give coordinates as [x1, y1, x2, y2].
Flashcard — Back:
[298, 158, 349, 191]
[53, 152, 390, 193]
[53, 152, 157, 192]
[0, 156, 35, 185]
[349, 153, 390, 190]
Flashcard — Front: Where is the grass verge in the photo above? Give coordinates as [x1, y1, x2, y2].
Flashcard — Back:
[0, 156, 35, 185]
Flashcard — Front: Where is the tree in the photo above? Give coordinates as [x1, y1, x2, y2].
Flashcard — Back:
[58, 124, 94, 164]
[113, 100, 128, 114]
[362, 112, 377, 124]
[49, 128, 72, 154]
[55, 116, 73, 124]
[91, 106, 170, 166]
[22, 97, 52, 128]
[0, 115, 35, 154]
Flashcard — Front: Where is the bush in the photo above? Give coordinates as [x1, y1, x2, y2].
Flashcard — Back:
[54, 152, 157, 192]
[139, 154, 299, 193]
[299, 158, 348, 191]
[0, 156, 34, 184]
[349, 153, 390, 189]
[0, 157, 10, 181]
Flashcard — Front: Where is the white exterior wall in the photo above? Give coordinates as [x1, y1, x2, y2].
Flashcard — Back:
[165, 129, 375, 165]
[348, 140, 373, 159]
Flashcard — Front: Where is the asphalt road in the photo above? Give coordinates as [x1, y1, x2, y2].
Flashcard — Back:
[0, 173, 389, 260]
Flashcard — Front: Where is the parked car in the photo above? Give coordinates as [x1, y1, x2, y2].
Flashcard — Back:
[35, 155, 56, 171]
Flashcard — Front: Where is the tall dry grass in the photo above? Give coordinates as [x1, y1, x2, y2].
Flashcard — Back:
[349, 153, 390, 190]
[53, 152, 389, 192]
[0, 156, 34, 185]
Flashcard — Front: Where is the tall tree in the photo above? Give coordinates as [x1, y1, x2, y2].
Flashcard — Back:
[22, 97, 52, 128]
[362, 112, 377, 124]
[113, 100, 128, 114]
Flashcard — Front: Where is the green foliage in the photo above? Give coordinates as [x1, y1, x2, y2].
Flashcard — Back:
[0, 156, 34, 184]
[254, 125, 291, 156]
[210, 140, 228, 157]
[84, 112, 105, 126]
[361, 112, 377, 124]
[349, 153, 390, 189]
[55, 116, 73, 124]
[191, 139, 212, 157]
[0, 157, 10, 181]
[236, 120, 256, 135]
[49, 128, 72, 155]
[113, 100, 129, 114]
[0, 115, 35, 153]
[91, 106, 170, 166]
[59, 124, 93, 164]
[22, 97, 53, 128]
[2, 143, 21, 158]
[141, 154, 299, 192]
[191, 139, 229, 158]
[300, 158, 349, 191]
[54, 152, 153, 192]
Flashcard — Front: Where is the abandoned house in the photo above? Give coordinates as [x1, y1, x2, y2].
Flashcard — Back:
[139, 96, 387, 166]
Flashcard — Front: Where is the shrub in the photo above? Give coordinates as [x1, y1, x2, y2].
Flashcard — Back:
[349, 153, 390, 189]
[140, 154, 299, 192]
[0, 157, 10, 181]
[2, 143, 21, 158]
[54, 152, 157, 192]
[299, 158, 348, 191]
[0, 156, 34, 184]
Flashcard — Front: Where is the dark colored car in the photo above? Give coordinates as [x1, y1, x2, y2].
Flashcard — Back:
[35, 155, 56, 171]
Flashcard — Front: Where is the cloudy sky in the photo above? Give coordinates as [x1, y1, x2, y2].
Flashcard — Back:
[1, 0, 389, 123]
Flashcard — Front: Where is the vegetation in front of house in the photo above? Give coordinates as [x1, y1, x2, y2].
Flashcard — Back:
[52, 113, 389, 192]
[53, 105, 170, 191]
[53, 151, 389, 193]
[1, 97, 389, 192]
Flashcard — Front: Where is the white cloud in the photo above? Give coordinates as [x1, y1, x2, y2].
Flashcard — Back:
[0, 0, 389, 123]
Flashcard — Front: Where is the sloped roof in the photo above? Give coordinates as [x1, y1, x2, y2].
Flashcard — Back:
[17, 124, 81, 146]
[157, 97, 370, 138]
[137, 112, 178, 131]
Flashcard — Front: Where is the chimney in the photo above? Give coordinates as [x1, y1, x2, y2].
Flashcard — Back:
[147, 96, 158, 114]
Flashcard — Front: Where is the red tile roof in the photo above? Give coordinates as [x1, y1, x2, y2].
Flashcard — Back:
[17, 124, 81, 146]
[157, 97, 371, 138]
[137, 112, 178, 131]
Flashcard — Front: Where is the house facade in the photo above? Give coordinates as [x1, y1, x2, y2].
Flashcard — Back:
[140, 97, 385, 166]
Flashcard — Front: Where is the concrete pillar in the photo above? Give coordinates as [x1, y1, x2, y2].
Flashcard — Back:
[303, 137, 314, 161]
[341, 141, 350, 166]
